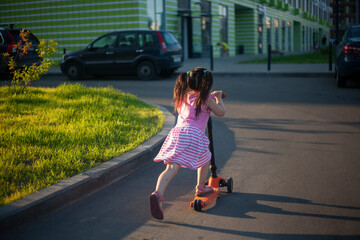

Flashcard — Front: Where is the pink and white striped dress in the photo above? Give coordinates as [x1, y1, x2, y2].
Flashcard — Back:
[154, 92, 215, 170]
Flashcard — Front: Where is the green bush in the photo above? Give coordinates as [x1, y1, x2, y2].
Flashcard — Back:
[2, 30, 58, 94]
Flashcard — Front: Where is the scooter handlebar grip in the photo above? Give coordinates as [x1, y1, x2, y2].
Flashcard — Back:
[221, 92, 226, 98]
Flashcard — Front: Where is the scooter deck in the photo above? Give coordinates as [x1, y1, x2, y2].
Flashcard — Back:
[190, 176, 227, 211]
[190, 188, 219, 210]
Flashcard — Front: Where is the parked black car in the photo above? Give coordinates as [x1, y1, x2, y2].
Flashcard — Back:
[334, 24, 360, 88]
[0, 24, 40, 74]
[60, 30, 183, 80]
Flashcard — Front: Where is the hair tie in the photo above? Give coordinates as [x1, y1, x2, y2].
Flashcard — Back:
[203, 69, 208, 73]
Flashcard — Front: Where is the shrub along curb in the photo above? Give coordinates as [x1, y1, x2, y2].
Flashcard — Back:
[0, 103, 175, 237]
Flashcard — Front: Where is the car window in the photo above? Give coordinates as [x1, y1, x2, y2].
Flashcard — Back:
[138, 34, 144, 47]
[341, 29, 348, 43]
[0, 32, 4, 45]
[92, 34, 117, 49]
[350, 26, 360, 38]
[162, 32, 178, 45]
[144, 33, 155, 47]
[9, 30, 39, 44]
[118, 33, 139, 47]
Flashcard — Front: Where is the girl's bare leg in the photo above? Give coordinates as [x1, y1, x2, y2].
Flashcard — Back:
[197, 162, 210, 186]
[155, 163, 180, 197]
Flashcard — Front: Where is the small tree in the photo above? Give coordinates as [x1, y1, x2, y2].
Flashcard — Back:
[2, 29, 58, 93]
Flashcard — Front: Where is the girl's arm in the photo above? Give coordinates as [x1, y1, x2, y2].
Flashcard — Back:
[207, 91, 225, 117]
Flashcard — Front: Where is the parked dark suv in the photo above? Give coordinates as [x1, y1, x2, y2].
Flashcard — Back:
[60, 30, 183, 80]
[0, 24, 40, 74]
[334, 24, 360, 88]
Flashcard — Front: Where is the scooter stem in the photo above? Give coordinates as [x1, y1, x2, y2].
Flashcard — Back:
[207, 117, 217, 178]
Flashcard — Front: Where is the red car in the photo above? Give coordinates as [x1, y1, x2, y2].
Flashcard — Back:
[0, 24, 40, 75]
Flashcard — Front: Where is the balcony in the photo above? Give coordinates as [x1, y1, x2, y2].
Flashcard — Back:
[284, 3, 290, 11]
[302, 12, 310, 19]
[259, 0, 270, 4]
[293, 8, 300, 15]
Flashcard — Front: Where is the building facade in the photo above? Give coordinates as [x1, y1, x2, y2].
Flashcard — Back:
[330, 0, 360, 40]
[0, 0, 331, 60]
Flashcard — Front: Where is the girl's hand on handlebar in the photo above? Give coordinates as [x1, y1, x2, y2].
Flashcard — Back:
[211, 90, 223, 99]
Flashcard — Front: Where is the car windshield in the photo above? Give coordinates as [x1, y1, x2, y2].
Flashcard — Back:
[350, 26, 360, 39]
[10, 30, 39, 44]
[162, 32, 178, 45]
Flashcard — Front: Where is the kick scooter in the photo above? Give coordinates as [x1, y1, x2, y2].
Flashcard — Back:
[190, 93, 233, 211]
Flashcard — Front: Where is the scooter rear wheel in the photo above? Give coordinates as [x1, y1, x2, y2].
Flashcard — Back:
[194, 199, 202, 212]
[227, 177, 233, 193]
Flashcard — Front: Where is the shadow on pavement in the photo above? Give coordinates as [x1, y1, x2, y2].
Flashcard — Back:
[164, 220, 360, 240]
[204, 192, 360, 221]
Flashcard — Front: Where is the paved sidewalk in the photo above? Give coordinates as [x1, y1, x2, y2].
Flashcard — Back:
[178, 54, 333, 74]
[1, 53, 334, 236]
[47, 54, 334, 78]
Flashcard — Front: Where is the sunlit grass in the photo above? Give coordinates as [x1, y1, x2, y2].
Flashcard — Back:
[0, 83, 164, 206]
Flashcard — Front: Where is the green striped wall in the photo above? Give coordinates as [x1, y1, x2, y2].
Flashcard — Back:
[0, 0, 147, 61]
[0, 0, 330, 60]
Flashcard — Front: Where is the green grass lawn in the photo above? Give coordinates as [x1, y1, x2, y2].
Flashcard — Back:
[0, 84, 164, 206]
[238, 48, 335, 64]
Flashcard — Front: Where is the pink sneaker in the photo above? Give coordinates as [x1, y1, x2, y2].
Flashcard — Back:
[149, 191, 164, 220]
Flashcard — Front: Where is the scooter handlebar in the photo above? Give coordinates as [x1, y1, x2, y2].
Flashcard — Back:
[222, 92, 226, 98]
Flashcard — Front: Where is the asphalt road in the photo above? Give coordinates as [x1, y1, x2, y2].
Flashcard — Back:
[4, 74, 360, 240]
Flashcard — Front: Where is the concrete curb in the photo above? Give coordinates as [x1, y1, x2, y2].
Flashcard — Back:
[0, 103, 175, 236]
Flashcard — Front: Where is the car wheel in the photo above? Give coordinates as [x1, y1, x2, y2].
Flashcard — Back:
[66, 62, 83, 80]
[336, 68, 346, 88]
[137, 61, 156, 80]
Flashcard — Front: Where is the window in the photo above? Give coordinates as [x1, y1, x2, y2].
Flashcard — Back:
[178, 0, 190, 11]
[0, 32, 4, 45]
[281, 21, 286, 51]
[287, 21, 292, 51]
[147, 0, 165, 31]
[350, 26, 360, 38]
[144, 33, 155, 47]
[274, 19, 279, 51]
[219, 5, 228, 43]
[118, 33, 139, 47]
[9, 30, 39, 44]
[266, 17, 272, 45]
[162, 32, 178, 45]
[258, 14, 263, 54]
[293, 0, 299, 9]
[302, 26, 305, 51]
[92, 34, 117, 49]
